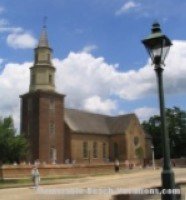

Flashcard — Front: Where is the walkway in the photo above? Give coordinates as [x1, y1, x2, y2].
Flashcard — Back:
[0, 168, 185, 200]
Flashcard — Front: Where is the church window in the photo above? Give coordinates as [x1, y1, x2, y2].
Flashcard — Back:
[35, 54, 38, 63]
[103, 143, 106, 158]
[134, 136, 139, 146]
[49, 122, 55, 134]
[31, 74, 35, 84]
[114, 142, 119, 158]
[50, 147, 57, 164]
[83, 142, 88, 158]
[49, 98, 55, 110]
[49, 74, 52, 84]
[28, 98, 32, 111]
[93, 142, 98, 158]
[47, 54, 50, 62]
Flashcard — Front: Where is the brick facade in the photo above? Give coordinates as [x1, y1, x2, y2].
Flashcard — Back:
[64, 118, 149, 164]
[20, 91, 65, 164]
[69, 133, 110, 164]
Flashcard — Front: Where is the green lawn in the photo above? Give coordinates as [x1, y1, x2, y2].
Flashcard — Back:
[0, 168, 144, 189]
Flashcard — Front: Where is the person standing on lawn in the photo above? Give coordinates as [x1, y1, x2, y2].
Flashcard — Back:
[31, 166, 40, 189]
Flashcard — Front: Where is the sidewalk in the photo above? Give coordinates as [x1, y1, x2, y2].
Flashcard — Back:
[0, 168, 185, 200]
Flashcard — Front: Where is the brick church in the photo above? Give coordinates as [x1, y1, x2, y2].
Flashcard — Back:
[20, 26, 151, 164]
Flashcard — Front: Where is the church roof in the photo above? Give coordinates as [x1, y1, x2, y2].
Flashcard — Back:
[64, 108, 138, 135]
[38, 25, 49, 47]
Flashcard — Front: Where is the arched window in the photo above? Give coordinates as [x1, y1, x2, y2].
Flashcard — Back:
[31, 74, 35, 84]
[49, 98, 55, 110]
[103, 143, 106, 158]
[83, 142, 88, 158]
[49, 122, 55, 135]
[114, 142, 119, 159]
[93, 142, 98, 158]
[28, 98, 32, 111]
[47, 54, 50, 62]
[35, 54, 38, 63]
[49, 74, 52, 84]
[50, 147, 57, 164]
[134, 136, 139, 146]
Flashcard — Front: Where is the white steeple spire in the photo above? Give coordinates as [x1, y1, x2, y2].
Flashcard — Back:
[29, 21, 56, 92]
[38, 17, 49, 47]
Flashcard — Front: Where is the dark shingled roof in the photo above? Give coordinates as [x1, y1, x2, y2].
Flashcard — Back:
[64, 108, 138, 135]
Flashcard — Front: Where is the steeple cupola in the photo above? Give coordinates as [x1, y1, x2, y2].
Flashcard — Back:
[29, 25, 55, 92]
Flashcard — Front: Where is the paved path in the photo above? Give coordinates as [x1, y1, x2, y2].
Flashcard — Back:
[0, 168, 185, 200]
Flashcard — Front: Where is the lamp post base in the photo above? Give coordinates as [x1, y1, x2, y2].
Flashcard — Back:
[161, 170, 176, 200]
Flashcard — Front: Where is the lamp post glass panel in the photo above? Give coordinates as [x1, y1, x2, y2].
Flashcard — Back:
[142, 23, 176, 200]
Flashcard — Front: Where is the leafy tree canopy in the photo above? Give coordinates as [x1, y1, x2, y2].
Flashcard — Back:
[142, 107, 186, 159]
[0, 116, 29, 164]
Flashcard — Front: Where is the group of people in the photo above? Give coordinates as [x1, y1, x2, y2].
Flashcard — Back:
[114, 159, 136, 172]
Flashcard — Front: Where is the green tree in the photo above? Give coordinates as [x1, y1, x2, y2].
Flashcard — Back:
[166, 107, 186, 157]
[0, 116, 29, 164]
[142, 107, 186, 159]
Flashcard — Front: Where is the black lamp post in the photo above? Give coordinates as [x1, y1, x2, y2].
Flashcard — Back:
[142, 22, 176, 200]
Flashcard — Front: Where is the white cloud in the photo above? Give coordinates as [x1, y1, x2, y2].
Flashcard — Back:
[83, 95, 116, 114]
[163, 40, 186, 94]
[6, 32, 37, 49]
[116, 1, 140, 15]
[81, 45, 98, 53]
[1, 40, 186, 130]
[134, 107, 159, 122]
[0, 27, 23, 33]
[0, 10, 37, 49]
[0, 18, 23, 33]
[0, 6, 5, 14]
[0, 62, 30, 130]
[0, 19, 8, 27]
[55, 51, 154, 101]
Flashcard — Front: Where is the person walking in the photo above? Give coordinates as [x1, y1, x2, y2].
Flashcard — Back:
[31, 166, 40, 189]
[114, 159, 120, 172]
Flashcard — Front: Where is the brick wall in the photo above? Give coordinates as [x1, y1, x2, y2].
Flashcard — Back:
[0, 163, 125, 179]
[1, 158, 185, 180]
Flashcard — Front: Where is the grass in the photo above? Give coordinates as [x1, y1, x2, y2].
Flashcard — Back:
[0, 168, 146, 189]
[0, 179, 32, 189]
[0, 175, 85, 189]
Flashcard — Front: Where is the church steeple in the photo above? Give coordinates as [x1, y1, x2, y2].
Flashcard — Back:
[38, 25, 49, 48]
[20, 20, 65, 164]
[29, 24, 55, 92]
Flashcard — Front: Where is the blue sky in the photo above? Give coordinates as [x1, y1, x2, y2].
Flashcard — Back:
[1, 0, 186, 130]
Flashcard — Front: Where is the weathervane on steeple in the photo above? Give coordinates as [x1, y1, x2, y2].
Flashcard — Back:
[43, 16, 47, 28]
[38, 16, 49, 47]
